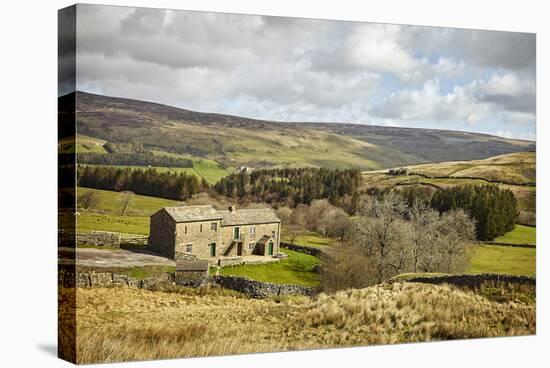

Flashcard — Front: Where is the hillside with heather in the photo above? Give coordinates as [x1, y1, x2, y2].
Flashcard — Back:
[66, 92, 534, 171]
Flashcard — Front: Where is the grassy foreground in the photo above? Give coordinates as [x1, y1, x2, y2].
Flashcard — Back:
[219, 249, 320, 286]
[62, 282, 535, 364]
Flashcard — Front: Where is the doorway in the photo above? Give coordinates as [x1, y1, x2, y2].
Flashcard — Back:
[210, 243, 216, 257]
[268, 241, 273, 256]
[237, 242, 243, 256]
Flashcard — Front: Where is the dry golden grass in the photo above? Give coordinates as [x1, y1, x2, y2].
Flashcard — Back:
[60, 282, 535, 364]
[404, 152, 535, 184]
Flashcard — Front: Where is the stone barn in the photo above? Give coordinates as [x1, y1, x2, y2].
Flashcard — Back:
[174, 260, 210, 287]
[148, 205, 281, 261]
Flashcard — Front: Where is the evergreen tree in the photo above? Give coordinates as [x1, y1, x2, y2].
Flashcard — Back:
[430, 185, 518, 240]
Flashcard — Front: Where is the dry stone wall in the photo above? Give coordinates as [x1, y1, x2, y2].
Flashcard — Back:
[397, 273, 536, 288]
[280, 242, 323, 257]
[76, 231, 122, 247]
[174, 270, 209, 287]
[58, 268, 174, 289]
[211, 275, 318, 298]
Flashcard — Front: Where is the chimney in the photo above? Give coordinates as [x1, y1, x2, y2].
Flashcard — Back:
[229, 205, 237, 212]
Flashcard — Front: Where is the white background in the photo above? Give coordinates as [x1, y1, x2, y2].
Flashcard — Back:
[0, 0, 547, 367]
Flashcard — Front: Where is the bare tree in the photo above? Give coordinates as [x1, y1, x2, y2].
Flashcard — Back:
[118, 191, 135, 216]
[286, 225, 303, 244]
[305, 199, 332, 231]
[351, 193, 413, 283]
[320, 243, 378, 292]
[407, 201, 440, 272]
[78, 191, 100, 210]
[435, 209, 476, 273]
[290, 204, 308, 228]
[275, 206, 292, 225]
[319, 207, 351, 240]
[321, 192, 477, 291]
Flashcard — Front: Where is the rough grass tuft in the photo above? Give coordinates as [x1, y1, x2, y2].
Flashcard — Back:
[60, 281, 535, 364]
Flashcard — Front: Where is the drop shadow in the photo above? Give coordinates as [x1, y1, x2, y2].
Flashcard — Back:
[37, 343, 57, 357]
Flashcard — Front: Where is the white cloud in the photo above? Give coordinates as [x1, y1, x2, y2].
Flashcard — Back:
[475, 73, 535, 113]
[371, 78, 489, 123]
[74, 4, 536, 139]
[309, 24, 466, 82]
[480, 73, 534, 97]
[494, 130, 536, 141]
[402, 26, 535, 74]
[344, 24, 425, 80]
[370, 73, 535, 125]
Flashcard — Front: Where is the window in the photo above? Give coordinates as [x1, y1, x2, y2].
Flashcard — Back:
[249, 226, 256, 235]
[248, 242, 255, 251]
[200, 224, 203, 232]
[184, 226, 187, 234]
[211, 222, 217, 231]
[185, 244, 193, 253]
[272, 230, 276, 238]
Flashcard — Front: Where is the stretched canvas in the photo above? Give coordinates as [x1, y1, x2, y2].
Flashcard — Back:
[58, 4, 536, 364]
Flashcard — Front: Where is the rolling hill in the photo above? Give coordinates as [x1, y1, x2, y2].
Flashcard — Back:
[401, 151, 536, 184]
[67, 91, 534, 171]
[361, 151, 536, 218]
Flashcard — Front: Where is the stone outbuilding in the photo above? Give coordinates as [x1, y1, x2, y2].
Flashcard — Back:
[148, 205, 281, 261]
[174, 260, 210, 287]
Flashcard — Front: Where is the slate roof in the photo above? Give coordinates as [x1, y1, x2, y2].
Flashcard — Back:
[218, 208, 280, 226]
[163, 205, 222, 223]
[256, 235, 272, 245]
[161, 205, 280, 225]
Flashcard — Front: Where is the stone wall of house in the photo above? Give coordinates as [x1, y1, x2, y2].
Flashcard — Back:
[175, 219, 222, 259]
[280, 242, 323, 257]
[211, 275, 318, 298]
[148, 209, 176, 258]
[220, 222, 280, 257]
[396, 273, 536, 288]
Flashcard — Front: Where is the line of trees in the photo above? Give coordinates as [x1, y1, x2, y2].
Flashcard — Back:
[77, 165, 205, 200]
[214, 168, 361, 206]
[430, 185, 518, 241]
[78, 152, 193, 168]
[103, 142, 146, 154]
[322, 193, 476, 291]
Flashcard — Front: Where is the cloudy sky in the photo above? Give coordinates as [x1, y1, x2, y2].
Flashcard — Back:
[74, 4, 536, 140]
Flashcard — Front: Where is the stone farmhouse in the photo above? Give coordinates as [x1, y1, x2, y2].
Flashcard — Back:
[148, 205, 281, 261]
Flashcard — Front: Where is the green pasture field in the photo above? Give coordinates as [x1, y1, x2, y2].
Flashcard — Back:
[77, 187, 178, 216]
[494, 225, 536, 245]
[218, 249, 320, 286]
[468, 245, 535, 276]
[281, 230, 333, 248]
[77, 213, 150, 235]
